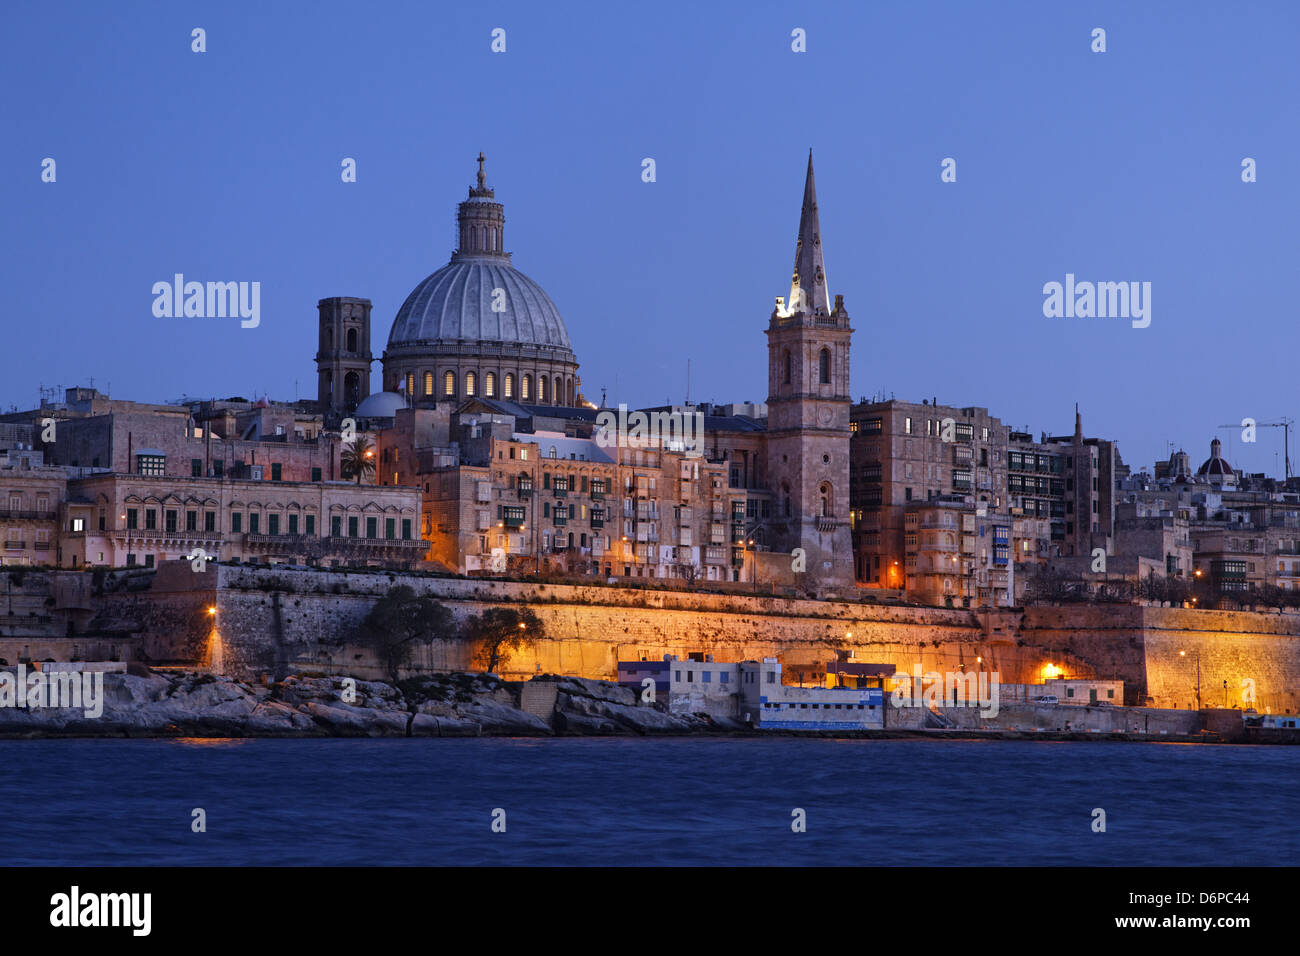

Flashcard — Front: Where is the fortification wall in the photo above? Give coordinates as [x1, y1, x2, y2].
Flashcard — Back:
[9, 565, 1300, 715]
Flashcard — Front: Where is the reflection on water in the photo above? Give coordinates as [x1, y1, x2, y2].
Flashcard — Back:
[171, 737, 249, 748]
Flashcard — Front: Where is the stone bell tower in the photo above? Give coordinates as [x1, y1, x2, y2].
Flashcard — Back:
[316, 296, 374, 418]
[764, 151, 854, 590]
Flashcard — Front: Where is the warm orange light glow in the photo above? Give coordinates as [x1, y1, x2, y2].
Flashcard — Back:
[1043, 662, 1060, 679]
[207, 606, 217, 616]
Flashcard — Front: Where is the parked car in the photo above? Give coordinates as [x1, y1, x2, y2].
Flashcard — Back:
[1093, 700, 1114, 707]
[1033, 695, 1059, 704]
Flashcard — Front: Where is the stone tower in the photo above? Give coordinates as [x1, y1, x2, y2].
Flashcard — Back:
[316, 296, 374, 418]
[765, 151, 854, 589]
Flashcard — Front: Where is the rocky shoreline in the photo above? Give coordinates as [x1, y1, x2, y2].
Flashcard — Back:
[0, 668, 1258, 744]
[0, 670, 737, 738]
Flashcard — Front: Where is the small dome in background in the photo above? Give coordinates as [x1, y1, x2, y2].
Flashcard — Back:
[1197, 438, 1235, 478]
[354, 391, 406, 419]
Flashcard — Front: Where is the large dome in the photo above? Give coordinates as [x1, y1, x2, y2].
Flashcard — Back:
[380, 154, 581, 408]
[387, 257, 571, 350]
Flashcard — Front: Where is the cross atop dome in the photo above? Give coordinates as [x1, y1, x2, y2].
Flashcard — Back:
[469, 151, 495, 199]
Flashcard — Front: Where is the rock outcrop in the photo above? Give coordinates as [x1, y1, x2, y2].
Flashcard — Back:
[0, 669, 719, 738]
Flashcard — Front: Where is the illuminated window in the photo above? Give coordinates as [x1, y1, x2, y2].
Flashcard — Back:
[406, 373, 414, 397]
[136, 454, 165, 476]
[423, 371, 433, 396]
[444, 371, 455, 397]
[466, 371, 477, 397]
[522, 375, 532, 401]
[504, 373, 514, 398]
[539, 376, 548, 403]
[485, 372, 496, 397]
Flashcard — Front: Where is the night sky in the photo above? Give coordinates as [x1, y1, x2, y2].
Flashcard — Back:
[4, 0, 1297, 475]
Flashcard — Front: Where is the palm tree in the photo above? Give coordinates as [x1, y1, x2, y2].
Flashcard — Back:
[341, 437, 376, 485]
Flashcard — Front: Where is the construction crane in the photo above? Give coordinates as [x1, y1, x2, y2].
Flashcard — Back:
[1216, 418, 1294, 480]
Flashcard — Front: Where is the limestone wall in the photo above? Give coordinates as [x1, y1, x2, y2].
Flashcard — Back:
[13, 563, 1300, 716]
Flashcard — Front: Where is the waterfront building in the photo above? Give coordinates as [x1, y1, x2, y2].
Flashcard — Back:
[739, 658, 884, 729]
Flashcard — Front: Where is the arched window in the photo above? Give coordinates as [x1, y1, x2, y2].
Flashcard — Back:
[539, 376, 548, 403]
[504, 373, 515, 399]
[443, 371, 456, 397]
[782, 483, 792, 518]
[819, 482, 832, 517]
[783, 350, 792, 384]
[521, 375, 532, 401]
[403, 373, 413, 400]
[465, 371, 477, 397]
[423, 371, 434, 397]
[346, 328, 358, 353]
[567, 379, 575, 406]
[485, 372, 496, 398]
[818, 348, 831, 385]
[554, 376, 563, 405]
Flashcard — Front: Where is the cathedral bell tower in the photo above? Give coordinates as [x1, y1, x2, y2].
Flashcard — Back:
[765, 151, 854, 589]
[316, 296, 374, 418]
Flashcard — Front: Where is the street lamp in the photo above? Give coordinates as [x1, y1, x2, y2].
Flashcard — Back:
[1179, 649, 1202, 710]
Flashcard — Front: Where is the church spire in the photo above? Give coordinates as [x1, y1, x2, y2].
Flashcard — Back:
[790, 149, 830, 315]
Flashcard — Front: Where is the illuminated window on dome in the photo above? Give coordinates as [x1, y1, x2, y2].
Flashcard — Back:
[405, 374, 414, 398]
[423, 372, 433, 396]
[522, 375, 531, 401]
[539, 377, 548, 403]
[485, 372, 496, 397]
[504, 374, 514, 399]
[444, 371, 455, 397]
[466, 372, 477, 397]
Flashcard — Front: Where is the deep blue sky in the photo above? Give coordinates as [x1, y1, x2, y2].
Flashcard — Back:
[4, 1, 1298, 476]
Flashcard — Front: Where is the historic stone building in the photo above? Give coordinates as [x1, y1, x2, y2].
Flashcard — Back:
[358, 152, 859, 593]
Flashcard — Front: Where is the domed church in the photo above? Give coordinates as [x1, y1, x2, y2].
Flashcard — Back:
[316, 154, 581, 419]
